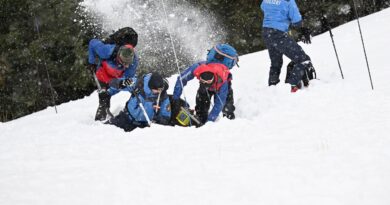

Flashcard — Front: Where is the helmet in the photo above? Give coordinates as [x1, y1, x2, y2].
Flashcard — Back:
[206, 44, 238, 69]
[116, 45, 134, 67]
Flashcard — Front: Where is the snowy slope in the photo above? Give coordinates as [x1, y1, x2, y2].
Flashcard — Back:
[1, 8, 390, 205]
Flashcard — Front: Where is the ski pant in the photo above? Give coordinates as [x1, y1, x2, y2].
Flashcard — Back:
[195, 87, 215, 124]
[106, 110, 139, 132]
[95, 81, 112, 121]
[262, 28, 311, 86]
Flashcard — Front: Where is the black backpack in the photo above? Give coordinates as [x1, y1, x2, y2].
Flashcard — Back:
[104, 27, 138, 47]
[285, 61, 317, 86]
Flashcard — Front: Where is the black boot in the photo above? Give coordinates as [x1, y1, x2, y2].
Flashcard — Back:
[95, 91, 113, 121]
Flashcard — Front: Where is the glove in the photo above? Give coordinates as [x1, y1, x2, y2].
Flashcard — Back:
[223, 112, 235, 120]
[87, 64, 97, 73]
[195, 121, 204, 128]
[299, 27, 312, 44]
[171, 98, 182, 117]
[321, 16, 331, 30]
[119, 78, 134, 89]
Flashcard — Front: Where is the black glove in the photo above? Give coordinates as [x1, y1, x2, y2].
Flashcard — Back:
[223, 112, 235, 120]
[299, 27, 312, 44]
[119, 78, 134, 89]
[321, 16, 331, 30]
[195, 121, 204, 128]
[171, 98, 182, 117]
[87, 64, 97, 73]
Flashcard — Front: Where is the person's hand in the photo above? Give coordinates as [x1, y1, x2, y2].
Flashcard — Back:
[223, 112, 235, 120]
[87, 64, 97, 73]
[195, 121, 204, 128]
[194, 115, 204, 128]
[119, 78, 134, 89]
[299, 27, 312, 44]
[171, 98, 182, 116]
[153, 104, 161, 111]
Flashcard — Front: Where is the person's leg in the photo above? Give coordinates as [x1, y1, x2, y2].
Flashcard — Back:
[195, 87, 212, 124]
[106, 110, 137, 132]
[95, 82, 113, 121]
[262, 28, 284, 86]
[269, 30, 311, 87]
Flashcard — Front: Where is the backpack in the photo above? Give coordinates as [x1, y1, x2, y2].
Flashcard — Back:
[104, 27, 138, 47]
[285, 61, 317, 86]
[206, 44, 238, 69]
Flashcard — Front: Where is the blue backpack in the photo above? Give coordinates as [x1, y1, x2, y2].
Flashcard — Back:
[206, 44, 238, 69]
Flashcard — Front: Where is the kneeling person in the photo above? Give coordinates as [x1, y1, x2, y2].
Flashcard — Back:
[106, 73, 171, 132]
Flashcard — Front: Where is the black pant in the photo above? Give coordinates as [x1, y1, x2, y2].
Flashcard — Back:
[106, 110, 138, 132]
[195, 87, 214, 124]
[262, 28, 311, 86]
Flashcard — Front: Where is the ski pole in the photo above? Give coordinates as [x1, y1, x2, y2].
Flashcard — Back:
[34, 15, 58, 113]
[321, 15, 344, 79]
[352, 0, 374, 90]
[92, 71, 103, 92]
[131, 90, 152, 127]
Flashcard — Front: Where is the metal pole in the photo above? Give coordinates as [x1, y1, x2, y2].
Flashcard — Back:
[160, 0, 190, 105]
[321, 15, 344, 79]
[34, 16, 58, 113]
[352, 0, 374, 90]
[132, 90, 152, 127]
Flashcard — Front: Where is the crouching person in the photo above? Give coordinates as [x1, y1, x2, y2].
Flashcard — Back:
[172, 61, 231, 127]
[106, 73, 171, 132]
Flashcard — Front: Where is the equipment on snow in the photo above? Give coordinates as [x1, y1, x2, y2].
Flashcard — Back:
[321, 15, 344, 80]
[285, 61, 316, 87]
[34, 15, 58, 114]
[352, 0, 374, 90]
[176, 106, 201, 127]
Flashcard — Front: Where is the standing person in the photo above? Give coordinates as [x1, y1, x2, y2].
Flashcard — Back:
[88, 29, 139, 121]
[260, 0, 313, 92]
[171, 44, 238, 126]
[106, 73, 171, 132]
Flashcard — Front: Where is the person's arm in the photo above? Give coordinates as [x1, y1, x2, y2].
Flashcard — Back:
[289, 0, 303, 27]
[88, 39, 116, 64]
[172, 63, 200, 100]
[208, 82, 229, 122]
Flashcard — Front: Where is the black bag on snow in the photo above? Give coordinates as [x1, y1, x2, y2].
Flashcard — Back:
[104, 27, 138, 47]
[285, 61, 317, 86]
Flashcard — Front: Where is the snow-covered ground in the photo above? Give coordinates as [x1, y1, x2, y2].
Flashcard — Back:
[1, 8, 390, 205]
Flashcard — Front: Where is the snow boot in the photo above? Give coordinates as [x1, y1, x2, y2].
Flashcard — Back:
[291, 82, 302, 93]
[95, 91, 113, 121]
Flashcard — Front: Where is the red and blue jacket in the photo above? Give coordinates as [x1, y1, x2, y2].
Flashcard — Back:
[88, 39, 139, 95]
[173, 62, 230, 122]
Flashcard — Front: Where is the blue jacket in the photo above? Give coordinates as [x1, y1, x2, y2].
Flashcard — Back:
[261, 0, 302, 32]
[121, 74, 171, 125]
[173, 62, 229, 122]
[88, 39, 139, 95]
